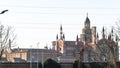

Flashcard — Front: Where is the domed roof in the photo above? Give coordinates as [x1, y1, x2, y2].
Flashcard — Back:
[84, 13, 90, 24]
[84, 16, 90, 24]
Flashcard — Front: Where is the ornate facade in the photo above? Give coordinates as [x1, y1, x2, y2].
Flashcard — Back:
[52, 15, 119, 62]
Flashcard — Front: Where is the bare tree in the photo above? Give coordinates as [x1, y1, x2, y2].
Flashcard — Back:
[0, 24, 16, 60]
[98, 42, 116, 68]
[115, 20, 120, 39]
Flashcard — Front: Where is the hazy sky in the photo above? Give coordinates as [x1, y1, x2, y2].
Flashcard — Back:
[0, 0, 120, 48]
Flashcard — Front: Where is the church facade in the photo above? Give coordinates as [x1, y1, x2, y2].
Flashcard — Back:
[52, 15, 119, 62]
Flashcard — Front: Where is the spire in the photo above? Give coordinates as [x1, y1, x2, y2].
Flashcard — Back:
[84, 13, 90, 28]
[111, 27, 113, 34]
[111, 28, 114, 40]
[102, 27, 105, 39]
[76, 34, 79, 42]
[102, 27, 105, 33]
[111, 27, 113, 37]
[63, 34, 65, 40]
[87, 12, 88, 17]
[60, 25, 62, 31]
[60, 25, 63, 40]
[85, 15, 90, 23]
[56, 34, 58, 40]
[75, 34, 79, 45]
[18, 46, 20, 51]
[108, 33, 111, 40]
[115, 34, 119, 45]
[96, 32, 99, 43]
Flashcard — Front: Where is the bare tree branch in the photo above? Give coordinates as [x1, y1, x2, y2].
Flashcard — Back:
[0, 24, 16, 61]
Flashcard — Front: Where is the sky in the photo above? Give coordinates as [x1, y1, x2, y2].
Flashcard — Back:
[0, 0, 120, 48]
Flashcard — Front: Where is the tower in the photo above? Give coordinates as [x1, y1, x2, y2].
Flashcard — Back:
[84, 13, 90, 29]
[75, 35, 79, 45]
[102, 27, 105, 39]
[80, 14, 92, 43]
[60, 25, 63, 40]
[55, 25, 65, 55]
[59, 25, 65, 40]
[92, 26, 96, 43]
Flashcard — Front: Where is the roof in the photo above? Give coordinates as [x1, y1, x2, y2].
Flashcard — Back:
[14, 58, 26, 62]
[12, 48, 57, 53]
[97, 38, 115, 45]
[64, 41, 75, 45]
[84, 17, 90, 23]
[52, 40, 84, 47]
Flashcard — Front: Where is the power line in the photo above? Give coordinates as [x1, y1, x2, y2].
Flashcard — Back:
[9, 11, 120, 16]
[1, 4, 120, 9]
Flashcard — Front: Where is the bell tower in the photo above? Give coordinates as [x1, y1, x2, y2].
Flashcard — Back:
[80, 14, 92, 43]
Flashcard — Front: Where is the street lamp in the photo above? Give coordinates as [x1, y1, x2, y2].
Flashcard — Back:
[0, 10, 8, 14]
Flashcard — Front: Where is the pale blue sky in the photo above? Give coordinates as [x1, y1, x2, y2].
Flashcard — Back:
[0, 0, 120, 48]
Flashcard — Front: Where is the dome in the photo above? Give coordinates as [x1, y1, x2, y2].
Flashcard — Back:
[84, 17, 90, 24]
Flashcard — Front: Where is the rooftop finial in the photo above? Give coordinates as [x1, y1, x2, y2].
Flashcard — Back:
[56, 34, 58, 40]
[60, 24, 63, 40]
[102, 27, 105, 39]
[111, 27, 113, 34]
[76, 34, 79, 42]
[87, 13, 88, 17]
[60, 24, 62, 31]
[97, 32, 99, 39]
